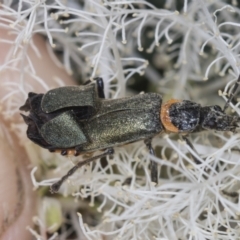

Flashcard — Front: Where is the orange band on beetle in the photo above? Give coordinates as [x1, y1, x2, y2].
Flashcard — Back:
[160, 99, 181, 133]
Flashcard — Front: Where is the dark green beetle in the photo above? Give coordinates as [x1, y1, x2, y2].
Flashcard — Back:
[20, 81, 162, 154]
[20, 78, 239, 193]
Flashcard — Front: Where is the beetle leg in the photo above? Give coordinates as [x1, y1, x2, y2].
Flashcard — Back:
[93, 77, 105, 99]
[181, 136, 201, 164]
[222, 190, 238, 198]
[50, 148, 114, 193]
[144, 139, 158, 185]
[84, 77, 105, 99]
[74, 149, 81, 156]
[122, 177, 132, 186]
[223, 74, 240, 112]
[61, 150, 67, 156]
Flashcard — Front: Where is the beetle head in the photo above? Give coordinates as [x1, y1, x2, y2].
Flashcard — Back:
[201, 105, 240, 132]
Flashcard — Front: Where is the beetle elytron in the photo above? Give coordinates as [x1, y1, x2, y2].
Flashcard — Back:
[20, 78, 240, 193]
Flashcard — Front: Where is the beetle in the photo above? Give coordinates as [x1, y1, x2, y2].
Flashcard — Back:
[20, 77, 240, 193]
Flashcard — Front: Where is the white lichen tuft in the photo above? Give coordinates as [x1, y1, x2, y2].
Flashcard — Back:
[1, 0, 240, 239]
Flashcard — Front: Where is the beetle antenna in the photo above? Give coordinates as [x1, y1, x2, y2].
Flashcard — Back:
[144, 139, 158, 184]
[223, 75, 240, 112]
[50, 148, 114, 193]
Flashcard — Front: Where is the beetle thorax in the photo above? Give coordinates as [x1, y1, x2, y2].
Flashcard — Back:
[160, 99, 201, 133]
